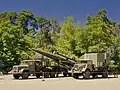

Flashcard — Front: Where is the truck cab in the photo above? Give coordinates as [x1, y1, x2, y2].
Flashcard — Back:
[12, 60, 43, 79]
[72, 59, 93, 79]
[72, 53, 109, 79]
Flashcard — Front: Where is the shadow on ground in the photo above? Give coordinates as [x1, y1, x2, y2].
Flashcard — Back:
[75, 76, 119, 80]
[12, 76, 68, 80]
[0, 78, 4, 80]
[12, 75, 119, 80]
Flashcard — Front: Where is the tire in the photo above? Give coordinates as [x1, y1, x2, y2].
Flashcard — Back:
[73, 73, 79, 79]
[13, 74, 20, 79]
[50, 72, 55, 78]
[83, 69, 91, 79]
[44, 72, 49, 78]
[56, 73, 59, 77]
[63, 72, 67, 77]
[36, 74, 40, 78]
[22, 72, 29, 79]
[68, 73, 72, 77]
[102, 69, 108, 78]
[0, 72, 3, 76]
[92, 74, 97, 78]
[113, 69, 118, 78]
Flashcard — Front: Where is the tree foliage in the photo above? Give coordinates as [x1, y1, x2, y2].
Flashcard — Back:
[34, 17, 60, 52]
[76, 10, 119, 53]
[76, 9, 120, 67]
[55, 16, 84, 58]
[0, 11, 35, 71]
[1, 9, 120, 71]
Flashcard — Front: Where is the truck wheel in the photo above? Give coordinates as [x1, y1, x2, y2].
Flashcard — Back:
[83, 70, 91, 79]
[102, 69, 108, 78]
[13, 74, 19, 79]
[92, 74, 97, 78]
[36, 74, 40, 78]
[68, 73, 72, 77]
[63, 73, 67, 77]
[44, 72, 49, 78]
[73, 73, 79, 79]
[50, 72, 55, 78]
[56, 73, 59, 77]
[22, 72, 29, 79]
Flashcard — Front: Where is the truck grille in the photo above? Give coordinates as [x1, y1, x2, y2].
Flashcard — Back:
[13, 67, 18, 72]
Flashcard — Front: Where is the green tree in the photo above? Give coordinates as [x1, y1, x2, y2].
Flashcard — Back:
[76, 9, 120, 67]
[55, 16, 83, 58]
[55, 17, 74, 55]
[75, 23, 88, 56]
[17, 10, 37, 35]
[76, 9, 119, 53]
[34, 17, 60, 52]
[0, 11, 35, 71]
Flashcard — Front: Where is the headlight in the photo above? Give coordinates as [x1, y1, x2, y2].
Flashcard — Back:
[74, 68, 77, 70]
[13, 69, 18, 72]
[81, 68, 86, 72]
[19, 69, 24, 73]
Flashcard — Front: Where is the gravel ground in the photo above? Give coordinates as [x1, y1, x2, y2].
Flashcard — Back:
[0, 75, 120, 90]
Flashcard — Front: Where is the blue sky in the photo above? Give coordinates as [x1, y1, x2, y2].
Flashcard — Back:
[0, 0, 120, 25]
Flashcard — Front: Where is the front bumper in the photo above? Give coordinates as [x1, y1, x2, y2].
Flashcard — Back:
[72, 69, 84, 74]
[12, 72, 22, 75]
[68, 70, 72, 73]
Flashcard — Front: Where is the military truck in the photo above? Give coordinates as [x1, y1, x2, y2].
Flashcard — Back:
[12, 59, 68, 79]
[12, 49, 76, 79]
[12, 59, 43, 79]
[72, 53, 110, 79]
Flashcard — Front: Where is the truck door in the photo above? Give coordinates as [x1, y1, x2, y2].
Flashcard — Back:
[35, 61, 41, 71]
[87, 61, 93, 71]
[28, 61, 35, 72]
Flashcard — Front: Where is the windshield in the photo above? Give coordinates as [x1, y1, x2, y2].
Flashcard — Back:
[74, 64, 79, 68]
[80, 61, 88, 63]
[13, 66, 18, 70]
[77, 60, 88, 64]
[18, 66, 28, 70]
[21, 61, 34, 65]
